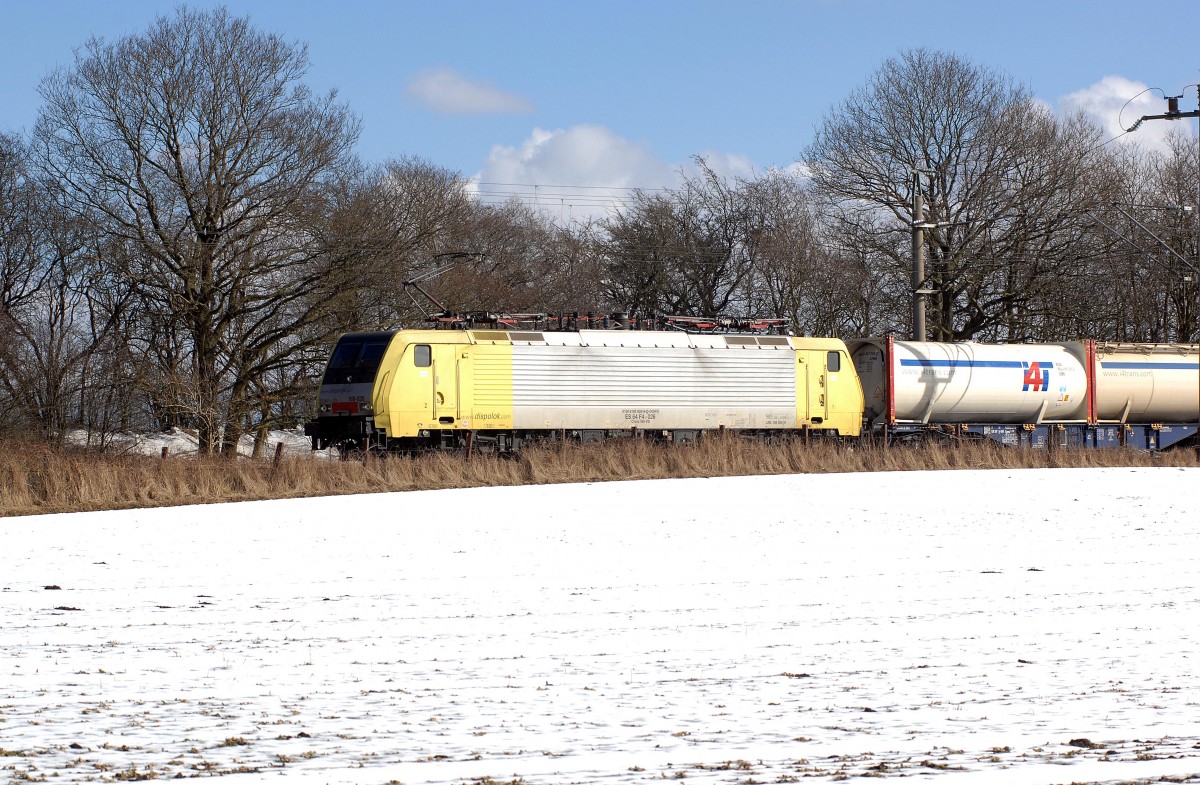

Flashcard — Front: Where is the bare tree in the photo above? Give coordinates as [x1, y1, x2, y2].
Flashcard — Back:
[450, 199, 604, 316]
[319, 157, 476, 330]
[1115, 132, 1200, 341]
[806, 48, 1112, 341]
[33, 6, 360, 453]
[1, 132, 135, 441]
[598, 159, 762, 319]
[0, 132, 46, 398]
[0, 138, 27, 428]
[735, 170, 886, 336]
[1068, 136, 1200, 343]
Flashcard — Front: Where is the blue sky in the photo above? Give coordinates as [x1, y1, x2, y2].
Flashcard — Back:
[2, 0, 1198, 215]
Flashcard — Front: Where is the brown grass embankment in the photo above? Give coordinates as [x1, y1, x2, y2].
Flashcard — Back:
[1, 436, 1195, 517]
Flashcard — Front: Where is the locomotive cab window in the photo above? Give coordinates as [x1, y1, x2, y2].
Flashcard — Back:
[414, 345, 432, 367]
[359, 340, 387, 368]
[827, 351, 841, 372]
[328, 340, 362, 371]
[323, 335, 390, 384]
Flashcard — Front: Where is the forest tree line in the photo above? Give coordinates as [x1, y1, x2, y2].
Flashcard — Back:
[2, 8, 1198, 452]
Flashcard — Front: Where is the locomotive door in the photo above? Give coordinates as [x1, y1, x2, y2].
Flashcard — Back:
[431, 344, 460, 424]
[795, 354, 809, 424]
[803, 351, 829, 424]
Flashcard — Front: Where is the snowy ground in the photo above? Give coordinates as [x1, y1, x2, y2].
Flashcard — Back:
[65, 427, 319, 458]
[2, 467, 1199, 784]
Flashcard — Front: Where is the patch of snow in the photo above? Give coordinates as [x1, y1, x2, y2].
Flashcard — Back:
[1, 467, 1198, 783]
[64, 427, 324, 458]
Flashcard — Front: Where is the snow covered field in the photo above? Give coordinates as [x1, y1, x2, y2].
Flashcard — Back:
[3, 467, 1199, 784]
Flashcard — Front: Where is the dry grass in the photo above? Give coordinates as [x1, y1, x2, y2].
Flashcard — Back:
[2, 434, 1196, 517]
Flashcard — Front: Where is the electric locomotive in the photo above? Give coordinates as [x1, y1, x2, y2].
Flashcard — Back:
[305, 319, 864, 453]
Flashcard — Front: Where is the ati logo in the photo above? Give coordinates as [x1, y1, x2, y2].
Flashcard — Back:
[1022, 361, 1051, 392]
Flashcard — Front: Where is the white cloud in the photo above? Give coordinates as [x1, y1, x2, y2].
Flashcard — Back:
[405, 67, 533, 114]
[470, 125, 680, 221]
[685, 150, 758, 182]
[1058, 75, 1193, 152]
[469, 125, 766, 223]
[478, 125, 676, 188]
[777, 160, 812, 180]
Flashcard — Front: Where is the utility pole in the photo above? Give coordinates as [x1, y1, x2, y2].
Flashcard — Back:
[911, 168, 940, 341]
[911, 170, 925, 341]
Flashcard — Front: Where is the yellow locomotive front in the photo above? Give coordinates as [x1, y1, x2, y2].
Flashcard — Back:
[305, 329, 487, 452]
[304, 330, 396, 451]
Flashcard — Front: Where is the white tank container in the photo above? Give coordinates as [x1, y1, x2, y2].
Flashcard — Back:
[1093, 343, 1200, 423]
[852, 339, 1089, 424]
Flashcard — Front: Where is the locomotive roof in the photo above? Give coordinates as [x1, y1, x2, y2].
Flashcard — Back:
[383, 327, 848, 352]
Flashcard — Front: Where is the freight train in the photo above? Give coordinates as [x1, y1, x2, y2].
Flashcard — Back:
[304, 320, 1200, 453]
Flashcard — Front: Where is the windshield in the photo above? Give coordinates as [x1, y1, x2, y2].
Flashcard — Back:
[322, 333, 394, 385]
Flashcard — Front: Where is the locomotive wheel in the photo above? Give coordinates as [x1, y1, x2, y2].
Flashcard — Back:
[336, 438, 388, 460]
